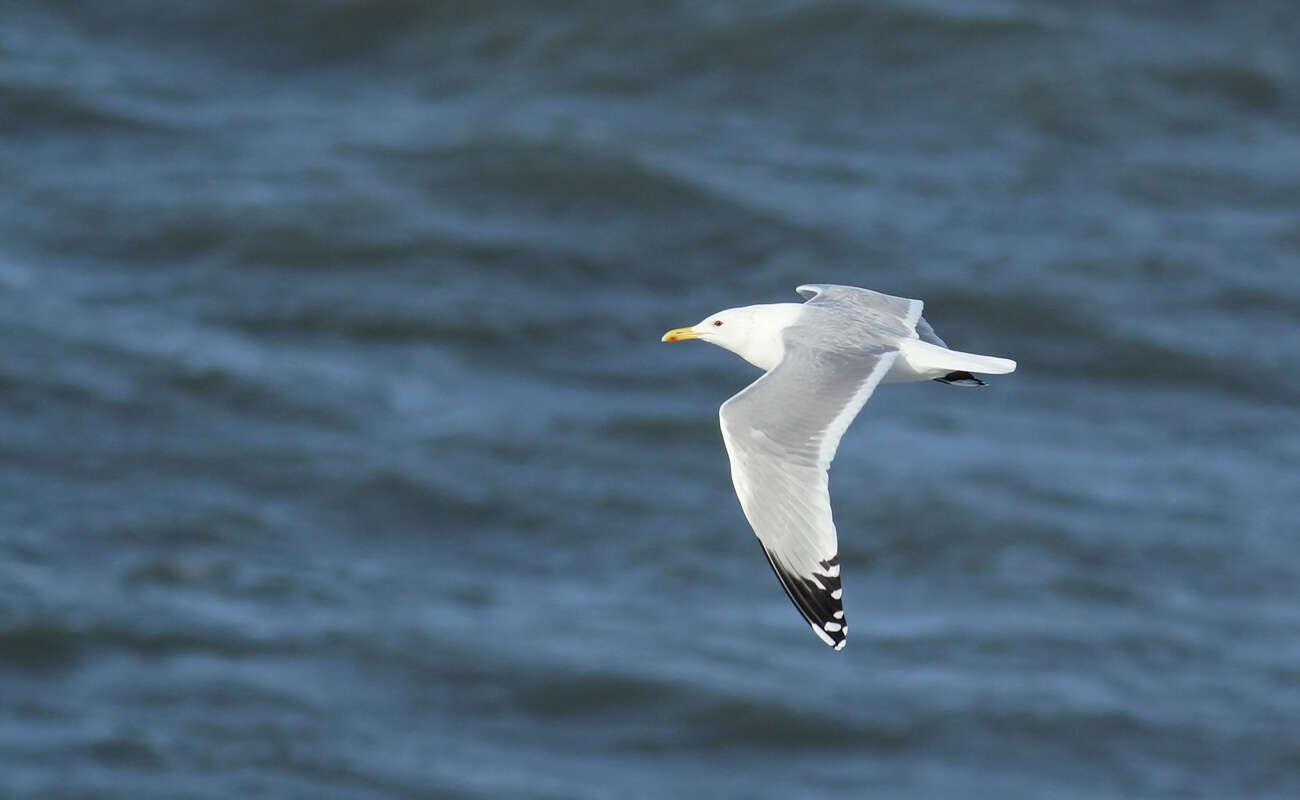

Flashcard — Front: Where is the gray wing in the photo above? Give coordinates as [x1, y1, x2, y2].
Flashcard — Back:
[915, 316, 949, 348]
[795, 284, 923, 339]
[718, 341, 899, 650]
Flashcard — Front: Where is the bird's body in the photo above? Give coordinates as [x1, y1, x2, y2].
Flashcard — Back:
[662, 284, 1016, 650]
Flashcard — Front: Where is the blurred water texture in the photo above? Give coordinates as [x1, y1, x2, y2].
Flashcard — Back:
[2, 1, 1299, 798]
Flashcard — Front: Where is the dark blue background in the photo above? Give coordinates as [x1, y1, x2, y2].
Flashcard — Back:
[3, 2, 1298, 797]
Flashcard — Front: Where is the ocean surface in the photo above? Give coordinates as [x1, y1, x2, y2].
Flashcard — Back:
[2, 1, 1299, 797]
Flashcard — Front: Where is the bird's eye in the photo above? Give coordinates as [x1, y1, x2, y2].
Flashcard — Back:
[713, 320, 724, 327]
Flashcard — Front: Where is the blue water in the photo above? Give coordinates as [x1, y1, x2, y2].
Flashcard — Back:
[2, 2, 1299, 797]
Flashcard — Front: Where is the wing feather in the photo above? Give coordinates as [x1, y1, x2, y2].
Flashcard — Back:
[719, 343, 898, 650]
[796, 284, 923, 336]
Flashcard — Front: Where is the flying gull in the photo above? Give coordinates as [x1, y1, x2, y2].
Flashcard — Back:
[662, 284, 1016, 650]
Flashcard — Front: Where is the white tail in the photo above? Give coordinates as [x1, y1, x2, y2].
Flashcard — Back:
[893, 338, 1016, 381]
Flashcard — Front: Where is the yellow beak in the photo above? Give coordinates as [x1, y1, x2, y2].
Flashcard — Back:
[662, 327, 700, 343]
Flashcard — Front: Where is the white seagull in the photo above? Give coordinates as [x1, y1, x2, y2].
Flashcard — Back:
[662, 284, 1016, 650]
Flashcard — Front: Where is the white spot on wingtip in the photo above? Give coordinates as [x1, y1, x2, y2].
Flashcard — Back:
[834, 639, 846, 651]
[827, 563, 840, 577]
[831, 588, 842, 600]
[811, 622, 836, 647]
[833, 610, 844, 619]
[823, 621, 842, 632]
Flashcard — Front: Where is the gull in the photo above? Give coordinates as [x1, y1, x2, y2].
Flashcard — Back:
[662, 284, 1016, 650]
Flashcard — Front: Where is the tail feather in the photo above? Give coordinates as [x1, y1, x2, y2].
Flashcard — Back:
[898, 338, 1017, 376]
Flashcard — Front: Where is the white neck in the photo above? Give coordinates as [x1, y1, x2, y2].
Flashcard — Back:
[712, 303, 805, 372]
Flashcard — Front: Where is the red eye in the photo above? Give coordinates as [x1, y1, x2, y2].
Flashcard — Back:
[713, 320, 723, 327]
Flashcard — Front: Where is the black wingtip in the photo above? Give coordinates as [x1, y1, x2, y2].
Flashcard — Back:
[759, 547, 847, 650]
[933, 371, 986, 387]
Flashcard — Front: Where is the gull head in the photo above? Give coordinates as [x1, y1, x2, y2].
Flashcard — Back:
[662, 303, 801, 372]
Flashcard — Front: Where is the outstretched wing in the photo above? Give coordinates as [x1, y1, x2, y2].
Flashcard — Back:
[914, 315, 949, 347]
[795, 284, 923, 339]
[719, 342, 899, 650]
